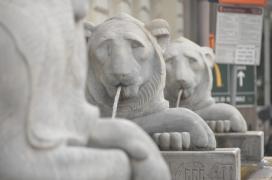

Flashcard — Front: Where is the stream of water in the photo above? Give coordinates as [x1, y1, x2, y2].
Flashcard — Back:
[112, 86, 122, 119]
[176, 89, 183, 107]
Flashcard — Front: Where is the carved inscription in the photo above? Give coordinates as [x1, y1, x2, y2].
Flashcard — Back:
[167, 160, 233, 180]
[208, 164, 233, 180]
[167, 161, 205, 180]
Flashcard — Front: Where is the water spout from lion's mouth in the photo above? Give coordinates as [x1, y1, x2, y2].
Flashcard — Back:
[176, 89, 183, 107]
[112, 86, 122, 119]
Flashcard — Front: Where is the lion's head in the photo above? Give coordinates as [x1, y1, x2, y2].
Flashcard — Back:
[86, 14, 170, 119]
[164, 37, 215, 110]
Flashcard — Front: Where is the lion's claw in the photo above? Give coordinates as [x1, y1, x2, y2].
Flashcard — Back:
[206, 120, 231, 133]
[152, 132, 191, 151]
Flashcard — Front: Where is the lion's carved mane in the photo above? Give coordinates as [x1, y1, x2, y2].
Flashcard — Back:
[86, 14, 169, 119]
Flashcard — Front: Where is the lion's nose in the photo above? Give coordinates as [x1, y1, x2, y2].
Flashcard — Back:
[113, 73, 130, 81]
[178, 79, 186, 84]
[177, 79, 190, 88]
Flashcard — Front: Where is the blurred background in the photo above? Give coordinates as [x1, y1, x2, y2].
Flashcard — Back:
[86, 0, 272, 155]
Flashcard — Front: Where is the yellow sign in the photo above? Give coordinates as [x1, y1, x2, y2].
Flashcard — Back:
[214, 64, 223, 88]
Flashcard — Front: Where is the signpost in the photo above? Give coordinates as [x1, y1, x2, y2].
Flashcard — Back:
[212, 3, 264, 107]
[215, 5, 264, 65]
[212, 64, 256, 106]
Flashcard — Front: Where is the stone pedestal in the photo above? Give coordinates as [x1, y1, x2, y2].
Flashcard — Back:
[162, 148, 240, 180]
[215, 131, 264, 164]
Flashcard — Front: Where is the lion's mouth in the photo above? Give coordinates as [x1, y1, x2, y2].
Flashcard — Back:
[115, 83, 129, 91]
[114, 84, 131, 100]
[176, 89, 183, 107]
[111, 83, 140, 118]
[176, 87, 192, 106]
[178, 88, 192, 100]
[112, 86, 122, 119]
[106, 83, 140, 101]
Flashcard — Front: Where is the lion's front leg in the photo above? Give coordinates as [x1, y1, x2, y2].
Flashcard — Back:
[133, 108, 216, 150]
[0, 143, 131, 180]
[87, 119, 171, 180]
[196, 103, 248, 133]
[152, 132, 191, 151]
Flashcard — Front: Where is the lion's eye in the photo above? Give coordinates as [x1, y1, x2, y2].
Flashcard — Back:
[188, 57, 198, 64]
[95, 40, 112, 64]
[106, 44, 112, 56]
[131, 40, 144, 49]
[97, 40, 112, 56]
[129, 39, 146, 61]
[166, 57, 175, 63]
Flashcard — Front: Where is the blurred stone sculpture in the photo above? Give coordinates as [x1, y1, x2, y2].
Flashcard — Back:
[0, 0, 171, 179]
[85, 14, 216, 150]
[164, 37, 247, 132]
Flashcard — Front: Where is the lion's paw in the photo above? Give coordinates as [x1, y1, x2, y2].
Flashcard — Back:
[152, 132, 190, 151]
[206, 120, 231, 133]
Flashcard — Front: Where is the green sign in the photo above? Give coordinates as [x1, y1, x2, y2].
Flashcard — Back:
[212, 64, 256, 106]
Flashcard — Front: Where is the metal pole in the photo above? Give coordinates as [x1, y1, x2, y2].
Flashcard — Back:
[230, 65, 237, 106]
[254, 66, 257, 106]
[264, 11, 271, 106]
[198, 0, 210, 46]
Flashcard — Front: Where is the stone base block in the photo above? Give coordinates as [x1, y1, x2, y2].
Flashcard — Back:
[215, 131, 264, 163]
[162, 148, 240, 180]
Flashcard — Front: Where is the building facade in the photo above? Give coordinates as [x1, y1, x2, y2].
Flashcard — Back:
[86, 0, 187, 39]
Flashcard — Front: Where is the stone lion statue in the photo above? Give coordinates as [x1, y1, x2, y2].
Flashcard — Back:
[0, 1, 171, 179]
[85, 14, 216, 150]
[164, 37, 247, 132]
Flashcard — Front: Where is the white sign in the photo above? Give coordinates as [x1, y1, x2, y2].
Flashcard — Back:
[235, 45, 256, 64]
[215, 5, 263, 65]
